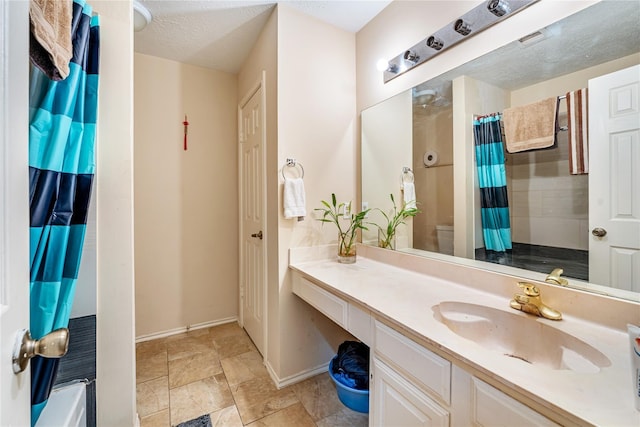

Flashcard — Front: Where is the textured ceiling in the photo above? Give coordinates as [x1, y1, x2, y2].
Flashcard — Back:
[133, 1, 392, 73]
[415, 1, 640, 98]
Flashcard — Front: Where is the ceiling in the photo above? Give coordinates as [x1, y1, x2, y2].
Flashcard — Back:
[415, 1, 640, 98]
[133, 0, 392, 74]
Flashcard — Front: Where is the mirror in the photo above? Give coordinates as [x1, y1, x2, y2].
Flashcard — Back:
[362, 1, 640, 302]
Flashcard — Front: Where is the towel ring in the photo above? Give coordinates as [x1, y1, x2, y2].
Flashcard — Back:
[401, 166, 414, 184]
[281, 158, 304, 180]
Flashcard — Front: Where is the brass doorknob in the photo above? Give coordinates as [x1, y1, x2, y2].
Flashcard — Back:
[12, 328, 69, 374]
[592, 227, 607, 237]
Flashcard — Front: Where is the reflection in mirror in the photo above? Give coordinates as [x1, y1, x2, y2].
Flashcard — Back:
[361, 1, 640, 301]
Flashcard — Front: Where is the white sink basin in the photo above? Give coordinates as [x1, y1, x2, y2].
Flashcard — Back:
[432, 301, 611, 373]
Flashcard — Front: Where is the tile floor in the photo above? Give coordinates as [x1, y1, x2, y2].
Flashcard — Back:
[136, 322, 369, 427]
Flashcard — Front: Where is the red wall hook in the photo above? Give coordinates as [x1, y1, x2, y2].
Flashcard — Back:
[183, 115, 189, 151]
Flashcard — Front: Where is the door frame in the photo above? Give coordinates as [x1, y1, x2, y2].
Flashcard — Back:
[238, 70, 268, 359]
[0, 0, 31, 424]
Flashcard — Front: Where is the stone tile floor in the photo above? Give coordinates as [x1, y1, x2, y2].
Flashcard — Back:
[136, 322, 368, 426]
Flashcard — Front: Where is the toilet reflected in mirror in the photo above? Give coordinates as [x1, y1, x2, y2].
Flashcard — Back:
[436, 225, 454, 255]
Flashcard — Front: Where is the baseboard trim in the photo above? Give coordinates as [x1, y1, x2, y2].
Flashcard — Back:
[266, 360, 330, 389]
[135, 317, 238, 343]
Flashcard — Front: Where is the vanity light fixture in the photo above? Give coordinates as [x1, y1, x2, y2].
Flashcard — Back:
[426, 36, 444, 51]
[454, 19, 472, 36]
[403, 50, 420, 64]
[380, 0, 539, 83]
[487, 0, 511, 17]
[376, 58, 397, 73]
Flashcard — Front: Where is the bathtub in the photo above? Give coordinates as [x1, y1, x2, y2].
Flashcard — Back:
[36, 382, 86, 427]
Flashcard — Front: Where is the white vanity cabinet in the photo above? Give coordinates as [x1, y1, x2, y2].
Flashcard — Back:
[370, 321, 559, 427]
[291, 271, 561, 427]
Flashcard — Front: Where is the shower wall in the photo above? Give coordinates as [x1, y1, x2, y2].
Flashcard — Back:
[507, 141, 589, 251]
[412, 105, 453, 253]
[506, 55, 636, 251]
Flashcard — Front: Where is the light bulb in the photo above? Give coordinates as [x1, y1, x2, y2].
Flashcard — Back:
[376, 58, 390, 72]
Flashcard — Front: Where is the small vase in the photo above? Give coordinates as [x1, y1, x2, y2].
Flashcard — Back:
[337, 248, 356, 264]
[378, 229, 396, 250]
[337, 235, 357, 264]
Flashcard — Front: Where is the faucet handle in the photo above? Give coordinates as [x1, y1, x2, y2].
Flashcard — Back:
[517, 282, 540, 297]
[546, 268, 569, 286]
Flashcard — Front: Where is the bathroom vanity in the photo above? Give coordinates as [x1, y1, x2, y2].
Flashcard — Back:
[289, 245, 640, 426]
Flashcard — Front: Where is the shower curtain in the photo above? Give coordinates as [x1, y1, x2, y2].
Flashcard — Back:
[29, 0, 99, 424]
[473, 115, 512, 253]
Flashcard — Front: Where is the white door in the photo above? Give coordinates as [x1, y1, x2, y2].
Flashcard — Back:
[589, 65, 640, 292]
[238, 74, 266, 356]
[0, 0, 31, 425]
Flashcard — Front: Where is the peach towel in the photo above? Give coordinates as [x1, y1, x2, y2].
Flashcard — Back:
[503, 97, 559, 153]
[30, 0, 73, 81]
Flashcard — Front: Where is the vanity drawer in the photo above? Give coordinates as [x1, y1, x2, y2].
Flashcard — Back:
[292, 275, 347, 328]
[374, 321, 451, 404]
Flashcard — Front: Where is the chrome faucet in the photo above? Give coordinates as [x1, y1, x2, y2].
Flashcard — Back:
[545, 268, 569, 286]
[509, 282, 562, 320]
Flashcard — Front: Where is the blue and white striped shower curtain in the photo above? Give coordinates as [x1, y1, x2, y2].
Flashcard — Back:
[29, 0, 99, 423]
[473, 115, 512, 253]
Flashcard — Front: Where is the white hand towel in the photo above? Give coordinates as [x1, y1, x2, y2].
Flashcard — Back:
[284, 178, 306, 219]
[403, 182, 417, 210]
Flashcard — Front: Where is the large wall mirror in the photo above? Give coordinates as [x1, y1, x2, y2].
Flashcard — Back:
[362, 1, 640, 302]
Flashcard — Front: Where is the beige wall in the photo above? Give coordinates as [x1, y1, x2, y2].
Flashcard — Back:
[276, 4, 357, 381]
[92, 0, 137, 425]
[361, 90, 413, 246]
[413, 105, 454, 252]
[134, 53, 238, 337]
[239, 4, 357, 383]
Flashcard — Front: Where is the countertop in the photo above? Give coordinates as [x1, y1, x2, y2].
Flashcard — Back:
[289, 246, 640, 426]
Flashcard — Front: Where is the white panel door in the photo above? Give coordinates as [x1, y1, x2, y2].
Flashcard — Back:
[589, 65, 640, 292]
[239, 75, 266, 356]
[0, 1, 31, 425]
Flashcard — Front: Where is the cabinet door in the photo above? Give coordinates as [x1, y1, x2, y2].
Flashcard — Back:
[451, 366, 559, 427]
[371, 358, 449, 427]
[470, 378, 559, 427]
